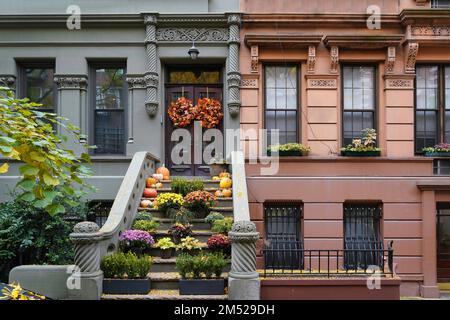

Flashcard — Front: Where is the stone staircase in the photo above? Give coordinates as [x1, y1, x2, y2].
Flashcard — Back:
[102, 177, 232, 300]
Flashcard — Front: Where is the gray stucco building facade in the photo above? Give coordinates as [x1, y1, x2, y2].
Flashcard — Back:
[0, 0, 241, 201]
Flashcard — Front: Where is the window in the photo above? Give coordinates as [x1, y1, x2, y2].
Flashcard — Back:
[344, 203, 383, 269]
[91, 64, 127, 155]
[264, 66, 298, 146]
[415, 65, 450, 153]
[342, 66, 376, 146]
[432, 0, 450, 8]
[264, 203, 303, 269]
[18, 62, 56, 113]
[434, 159, 450, 175]
[437, 204, 450, 282]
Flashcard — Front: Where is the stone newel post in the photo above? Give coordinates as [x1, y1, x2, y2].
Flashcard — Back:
[68, 221, 104, 300]
[228, 221, 260, 300]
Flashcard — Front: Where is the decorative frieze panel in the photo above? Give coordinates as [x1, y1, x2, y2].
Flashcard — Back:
[0, 75, 16, 91]
[54, 75, 87, 90]
[241, 74, 259, 89]
[306, 75, 338, 90]
[156, 28, 229, 42]
[384, 75, 415, 90]
[411, 26, 450, 37]
[126, 75, 146, 90]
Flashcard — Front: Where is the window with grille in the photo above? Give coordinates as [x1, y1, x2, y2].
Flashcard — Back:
[91, 63, 127, 155]
[18, 61, 56, 113]
[432, 0, 450, 8]
[415, 65, 450, 153]
[344, 203, 383, 269]
[264, 203, 303, 269]
[342, 66, 376, 146]
[264, 66, 299, 146]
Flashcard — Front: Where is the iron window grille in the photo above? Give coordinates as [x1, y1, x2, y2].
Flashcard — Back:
[432, 0, 450, 8]
[264, 203, 303, 270]
[90, 63, 127, 155]
[344, 204, 383, 270]
[342, 65, 376, 146]
[415, 65, 450, 153]
[264, 66, 299, 146]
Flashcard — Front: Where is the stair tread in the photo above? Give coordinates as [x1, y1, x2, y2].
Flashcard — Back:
[154, 230, 213, 235]
[139, 206, 233, 212]
[152, 218, 207, 223]
[149, 272, 228, 281]
[102, 289, 228, 300]
[141, 197, 231, 201]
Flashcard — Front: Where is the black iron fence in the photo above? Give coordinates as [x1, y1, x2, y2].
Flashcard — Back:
[262, 241, 394, 278]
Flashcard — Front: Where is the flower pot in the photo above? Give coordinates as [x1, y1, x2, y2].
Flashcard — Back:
[209, 163, 229, 177]
[267, 150, 306, 157]
[179, 279, 225, 295]
[103, 278, 151, 295]
[424, 152, 450, 157]
[341, 150, 381, 157]
[172, 235, 182, 245]
[160, 248, 173, 259]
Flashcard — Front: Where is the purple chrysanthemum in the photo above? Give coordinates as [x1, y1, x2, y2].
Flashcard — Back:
[119, 229, 155, 246]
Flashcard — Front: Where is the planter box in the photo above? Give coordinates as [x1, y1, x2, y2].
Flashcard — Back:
[160, 248, 173, 259]
[341, 150, 381, 157]
[209, 163, 229, 177]
[424, 152, 450, 157]
[267, 150, 306, 157]
[103, 278, 151, 295]
[179, 279, 225, 295]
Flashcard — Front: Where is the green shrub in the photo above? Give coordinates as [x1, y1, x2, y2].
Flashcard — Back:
[171, 178, 204, 196]
[100, 252, 152, 279]
[135, 211, 153, 221]
[205, 212, 224, 225]
[132, 219, 160, 234]
[211, 217, 233, 234]
[168, 207, 195, 225]
[175, 252, 228, 279]
[175, 253, 194, 279]
[211, 252, 228, 278]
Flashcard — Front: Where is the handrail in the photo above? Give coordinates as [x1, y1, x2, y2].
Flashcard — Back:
[70, 151, 159, 267]
[231, 151, 251, 222]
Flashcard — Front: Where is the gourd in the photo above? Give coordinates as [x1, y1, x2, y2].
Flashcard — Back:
[219, 177, 232, 189]
[215, 190, 223, 198]
[143, 188, 157, 198]
[146, 177, 157, 188]
[140, 199, 153, 208]
[156, 166, 170, 179]
[219, 172, 230, 179]
[221, 189, 232, 198]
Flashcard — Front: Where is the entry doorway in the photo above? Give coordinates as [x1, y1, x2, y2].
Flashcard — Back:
[164, 66, 223, 177]
[437, 204, 450, 282]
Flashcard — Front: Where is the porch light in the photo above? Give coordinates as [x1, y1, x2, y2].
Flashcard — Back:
[188, 42, 199, 60]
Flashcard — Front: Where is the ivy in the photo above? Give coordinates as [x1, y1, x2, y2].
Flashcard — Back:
[0, 87, 95, 215]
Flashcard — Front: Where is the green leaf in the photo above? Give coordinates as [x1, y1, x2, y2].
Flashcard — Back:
[64, 198, 79, 207]
[34, 197, 53, 209]
[46, 203, 66, 216]
[43, 190, 60, 201]
[30, 152, 45, 162]
[19, 165, 39, 176]
[0, 136, 16, 145]
[19, 192, 36, 202]
[43, 173, 60, 186]
[17, 179, 36, 192]
[0, 145, 13, 153]
[0, 163, 8, 174]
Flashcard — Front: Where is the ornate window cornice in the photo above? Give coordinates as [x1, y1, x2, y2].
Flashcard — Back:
[323, 35, 403, 49]
[245, 34, 322, 48]
[54, 75, 88, 90]
[156, 27, 229, 43]
[126, 75, 146, 90]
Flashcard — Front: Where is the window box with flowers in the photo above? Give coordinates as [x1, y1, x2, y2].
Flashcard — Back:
[423, 143, 450, 157]
[267, 143, 311, 157]
[341, 129, 381, 157]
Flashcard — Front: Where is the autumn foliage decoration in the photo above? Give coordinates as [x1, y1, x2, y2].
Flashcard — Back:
[167, 97, 223, 129]
[168, 97, 195, 128]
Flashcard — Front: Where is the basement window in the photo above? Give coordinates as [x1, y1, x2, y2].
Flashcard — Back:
[434, 159, 450, 175]
[432, 0, 450, 8]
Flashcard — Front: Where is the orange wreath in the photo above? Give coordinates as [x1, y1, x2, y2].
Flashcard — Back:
[194, 98, 223, 129]
[168, 97, 195, 127]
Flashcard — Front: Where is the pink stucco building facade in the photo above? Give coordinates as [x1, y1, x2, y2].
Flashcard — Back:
[239, 0, 450, 298]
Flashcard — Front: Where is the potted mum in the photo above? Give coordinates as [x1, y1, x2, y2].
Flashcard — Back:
[267, 143, 310, 157]
[341, 128, 381, 157]
[205, 212, 225, 227]
[132, 219, 160, 235]
[119, 229, 154, 256]
[168, 223, 193, 244]
[176, 236, 204, 255]
[211, 217, 234, 235]
[155, 192, 184, 216]
[101, 252, 153, 295]
[176, 252, 228, 295]
[155, 237, 176, 259]
[207, 234, 231, 257]
[423, 143, 450, 157]
[184, 190, 217, 218]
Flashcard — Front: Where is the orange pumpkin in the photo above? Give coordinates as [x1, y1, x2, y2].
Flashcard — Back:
[222, 189, 232, 198]
[219, 171, 230, 179]
[219, 177, 232, 189]
[146, 177, 157, 188]
[163, 175, 170, 181]
[143, 188, 157, 198]
[156, 166, 170, 179]
[140, 199, 153, 208]
[215, 190, 223, 198]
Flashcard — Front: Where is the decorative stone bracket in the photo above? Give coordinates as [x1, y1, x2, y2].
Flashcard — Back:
[405, 42, 419, 74]
[54, 75, 88, 91]
[307, 45, 316, 74]
[386, 46, 396, 75]
[330, 46, 339, 74]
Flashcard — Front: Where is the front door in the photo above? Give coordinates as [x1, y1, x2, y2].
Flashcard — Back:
[438, 205, 450, 282]
[165, 85, 223, 176]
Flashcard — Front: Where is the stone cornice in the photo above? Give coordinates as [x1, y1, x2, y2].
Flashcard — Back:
[54, 75, 88, 90]
[245, 34, 322, 48]
[400, 9, 450, 25]
[324, 35, 404, 49]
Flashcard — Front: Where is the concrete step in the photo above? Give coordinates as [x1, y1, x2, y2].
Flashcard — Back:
[138, 207, 233, 219]
[149, 272, 228, 291]
[140, 197, 233, 208]
[156, 187, 219, 194]
[102, 289, 228, 300]
[148, 246, 213, 257]
[160, 179, 220, 189]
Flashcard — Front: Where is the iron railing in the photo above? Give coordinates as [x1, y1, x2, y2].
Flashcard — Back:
[262, 241, 394, 278]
